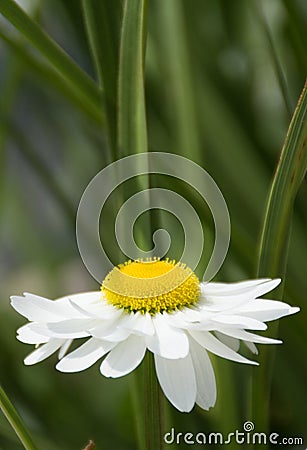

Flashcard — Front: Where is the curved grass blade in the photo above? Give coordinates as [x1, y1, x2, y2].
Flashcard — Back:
[0, 0, 103, 119]
[252, 80, 307, 436]
[257, 80, 307, 279]
[0, 385, 39, 450]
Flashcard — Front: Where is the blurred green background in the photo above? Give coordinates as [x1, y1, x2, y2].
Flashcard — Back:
[0, 0, 306, 449]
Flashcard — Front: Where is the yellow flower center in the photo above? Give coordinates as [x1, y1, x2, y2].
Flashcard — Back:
[101, 258, 200, 314]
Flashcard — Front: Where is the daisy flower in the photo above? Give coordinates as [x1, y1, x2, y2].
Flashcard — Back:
[11, 258, 299, 412]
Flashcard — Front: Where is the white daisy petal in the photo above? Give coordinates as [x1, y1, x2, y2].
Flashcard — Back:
[58, 339, 73, 359]
[69, 298, 122, 320]
[212, 315, 267, 330]
[95, 312, 138, 342]
[122, 312, 155, 336]
[154, 353, 196, 412]
[218, 328, 282, 344]
[100, 335, 146, 378]
[214, 331, 240, 352]
[189, 338, 216, 410]
[24, 339, 66, 365]
[201, 278, 280, 295]
[190, 330, 258, 365]
[244, 341, 258, 354]
[238, 300, 299, 322]
[146, 314, 189, 359]
[17, 323, 49, 344]
[47, 318, 100, 338]
[11, 294, 73, 322]
[57, 338, 115, 372]
[199, 279, 281, 312]
[101, 326, 131, 343]
[61, 291, 103, 304]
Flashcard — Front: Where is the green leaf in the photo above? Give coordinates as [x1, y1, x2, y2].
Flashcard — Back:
[118, 0, 148, 156]
[0, 385, 39, 450]
[0, 0, 103, 121]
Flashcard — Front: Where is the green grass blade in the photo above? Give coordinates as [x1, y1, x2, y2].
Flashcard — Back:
[257, 80, 307, 278]
[82, 0, 122, 155]
[0, 385, 39, 450]
[0, 0, 102, 115]
[252, 80, 307, 436]
[118, 0, 148, 155]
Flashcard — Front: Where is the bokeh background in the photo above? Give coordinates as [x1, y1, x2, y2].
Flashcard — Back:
[0, 0, 306, 449]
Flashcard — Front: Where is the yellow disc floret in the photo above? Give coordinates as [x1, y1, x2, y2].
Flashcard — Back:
[101, 258, 200, 314]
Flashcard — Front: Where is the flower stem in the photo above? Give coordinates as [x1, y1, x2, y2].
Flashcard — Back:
[144, 352, 165, 450]
[0, 384, 39, 450]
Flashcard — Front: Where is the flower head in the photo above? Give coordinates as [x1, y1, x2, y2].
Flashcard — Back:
[11, 258, 299, 412]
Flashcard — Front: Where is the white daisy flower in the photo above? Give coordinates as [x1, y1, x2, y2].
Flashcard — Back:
[11, 258, 299, 413]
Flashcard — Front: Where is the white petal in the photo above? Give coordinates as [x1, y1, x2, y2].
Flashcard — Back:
[212, 315, 267, 330]
[244, 341, 258, 354]
[218, 328, 282, 344]
[24, 339, 66, 365]
[146, 314, 189, 359]
[47, 318, 99, 338]
[11, 294, 73, 322]
[122, 312, 155, 336]
[199, 279, 281, 311]
[58, 339, 73, 359]
[214, 331, 240, 352]
[201, 278, 279, 295]
[100, 335, 146, 378]
[238, 300, 299, 322]
[60, 291, 103, 304]
[190, 330, 258, 365]
[90, 313, 126, 340]
[102, 326, 131, 343]
[57, 338, 115, 372]
[17, 323, 49, 344]
[189, 338, 216, 410]
[154, 353, 196, 412]
[69, 295, 120, 319]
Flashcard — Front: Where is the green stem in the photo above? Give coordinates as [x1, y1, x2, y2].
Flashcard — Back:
[251, 80, 307, 439]
[0, 385, 39, 450]
[117, 1, 164, 447]
[144, 353, 165, 450]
